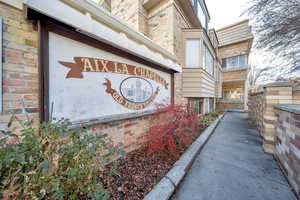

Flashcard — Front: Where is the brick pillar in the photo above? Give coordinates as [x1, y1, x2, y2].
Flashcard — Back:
[293, 80, 300, 104]
[262, 84, 293, 153]
[274, 107, 300, 197]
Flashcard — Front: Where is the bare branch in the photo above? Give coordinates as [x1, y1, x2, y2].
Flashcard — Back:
[245, 0, 300, 66]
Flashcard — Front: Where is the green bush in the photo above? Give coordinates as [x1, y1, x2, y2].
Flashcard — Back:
[0, 119, 124, 200]
[199, 110, 223, 126]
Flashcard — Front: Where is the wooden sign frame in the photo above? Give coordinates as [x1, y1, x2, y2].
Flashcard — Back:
[38, 16, 175, 124]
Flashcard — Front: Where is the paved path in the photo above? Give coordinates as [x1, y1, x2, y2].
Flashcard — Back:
[172, 112, 297, 200]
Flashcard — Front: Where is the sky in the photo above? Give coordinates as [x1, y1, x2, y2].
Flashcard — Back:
[205, 0, 249, 29]
[205, 0, 298, 84]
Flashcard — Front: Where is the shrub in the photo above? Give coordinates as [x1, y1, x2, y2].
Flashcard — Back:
[198, 110, 222, 126]
[0, 119, 123, 200]
[144, 104, 200, 156]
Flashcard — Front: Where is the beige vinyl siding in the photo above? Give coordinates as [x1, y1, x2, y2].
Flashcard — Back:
[182, 68, 215, 97]
[217, 20, 253, 47]
[182, 28, 218, 98]
[223, 68, 248, 82]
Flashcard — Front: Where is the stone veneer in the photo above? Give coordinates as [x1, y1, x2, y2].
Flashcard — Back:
[274, 105, 300, 198]
[248, 81, 300, 154]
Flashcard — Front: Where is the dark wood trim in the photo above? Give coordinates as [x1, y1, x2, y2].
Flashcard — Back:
[171, 73, 175, 104]
[38, 19, 49, 122]
[46, 21, 174, 74]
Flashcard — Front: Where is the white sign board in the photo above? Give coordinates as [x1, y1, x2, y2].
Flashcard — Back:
[48, 32, 171, 123]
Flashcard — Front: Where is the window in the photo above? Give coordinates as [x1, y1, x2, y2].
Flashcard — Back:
[222, 55, 247, 69]
[185, 39, 200, 68]
[203, 44, 214, 75]
[196, 0, 208, 30]
[189, 99, 203, 115]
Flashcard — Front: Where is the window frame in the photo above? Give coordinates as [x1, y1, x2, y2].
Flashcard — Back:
[182, 31, 216, 76]
[189, 99, 203, 115]
[185, 38, 201, 68]
[196, 0, 208, 30]
[222, 54, 248, 69]
[209, 98, 214, 112]
[202, 43, 214, 76]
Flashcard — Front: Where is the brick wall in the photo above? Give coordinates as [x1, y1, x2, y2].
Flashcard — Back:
[172, 3, 190, 104]
[91, 112, 165, 153]
[111, 0, 141, 32]
[248, 81, 299, 153]
[147, 0, 174, 53]
[0, 2, 39, 131]
[248, 87, 265, 136]
[274, 106, 300, 198]
[293, 81, 300, 104]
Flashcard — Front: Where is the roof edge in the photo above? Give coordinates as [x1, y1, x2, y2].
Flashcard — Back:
[216, 19, 249, 32]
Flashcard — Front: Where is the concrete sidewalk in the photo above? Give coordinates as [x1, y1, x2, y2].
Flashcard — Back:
[172, 112, 297, 200]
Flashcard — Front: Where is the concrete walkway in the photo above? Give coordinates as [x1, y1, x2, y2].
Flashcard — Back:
[172, 112, 297, 200]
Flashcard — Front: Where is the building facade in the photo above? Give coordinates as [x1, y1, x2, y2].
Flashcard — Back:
[110, 0, 223, 114]
[216, 20, 253, 111]
[0, 0, 222, 152]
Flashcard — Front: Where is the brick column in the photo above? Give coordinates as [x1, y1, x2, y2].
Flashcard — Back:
[274, 106, 300, 197]
[262, 83, 293, 153]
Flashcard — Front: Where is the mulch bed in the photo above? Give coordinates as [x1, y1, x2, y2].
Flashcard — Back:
[101, 124, 208, 200]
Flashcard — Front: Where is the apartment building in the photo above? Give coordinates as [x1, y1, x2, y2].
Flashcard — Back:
[0, 0, 222, 151]
[110, 0, 223, 114]
[216, 20, 254, 110]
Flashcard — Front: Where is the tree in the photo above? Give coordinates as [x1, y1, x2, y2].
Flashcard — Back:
[246, 0, 300, 66]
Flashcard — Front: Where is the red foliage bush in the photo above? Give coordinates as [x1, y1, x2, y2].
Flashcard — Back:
[144, 104, 200, 156]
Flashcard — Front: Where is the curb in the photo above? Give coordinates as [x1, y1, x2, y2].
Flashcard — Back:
[226, 109, 248, 113]
[143, 113, 226, 200]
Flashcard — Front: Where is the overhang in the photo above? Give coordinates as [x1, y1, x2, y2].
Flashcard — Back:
[23, 0, 181, 72]
[176, 0, 201, 28]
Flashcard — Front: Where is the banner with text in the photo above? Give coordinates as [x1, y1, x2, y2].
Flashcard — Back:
[48, 32, 171, 122]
